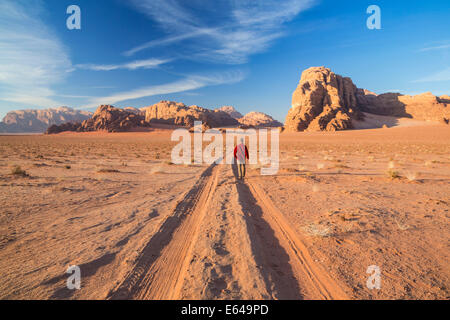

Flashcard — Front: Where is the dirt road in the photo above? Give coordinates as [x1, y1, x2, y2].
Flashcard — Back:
[107, 163, 349, 300]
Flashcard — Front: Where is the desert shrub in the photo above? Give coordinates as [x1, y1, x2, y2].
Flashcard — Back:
[386, 170, 401, 180]
[302, 223, 331, 237]
[405, 171, 418, 182]
[11, 165, 28, 176]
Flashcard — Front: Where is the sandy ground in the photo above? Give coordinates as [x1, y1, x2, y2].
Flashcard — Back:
[0, 124, 449, 300]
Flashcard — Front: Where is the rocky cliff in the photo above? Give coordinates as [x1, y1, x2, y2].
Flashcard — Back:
[357, 91, 449, 124]
[0, 107, 92, 133]
[285, 67, 449, 132]
[144, 101, 239, 128]
[239, 112, 282, 128]
[46, 105, 148, 134]
[285, 67, 362, 132]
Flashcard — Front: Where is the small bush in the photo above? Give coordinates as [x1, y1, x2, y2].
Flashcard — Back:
[405, 171, 418, 182]
[386, 170, 401, 180]
[11, 165, 28, 176]
[395, 219, 410, 231]
[302, 223, 331, 237]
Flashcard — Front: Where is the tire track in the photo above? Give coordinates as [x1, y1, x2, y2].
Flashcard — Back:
[108, 164, 219, 300]
[179, 166, 271, 300]
[245, 179, 349, 300]
[235, 180, 303, 299]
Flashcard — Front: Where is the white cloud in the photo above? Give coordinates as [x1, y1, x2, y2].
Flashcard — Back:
[82, 70, 245, 108]
[124, 29, 217, 57]
[76, 58, 171, 71]
[126, 0, 316, 64]
[419, 44, 450, 52]
[413, 67, 450, 83]
[0, 0, 71, 108]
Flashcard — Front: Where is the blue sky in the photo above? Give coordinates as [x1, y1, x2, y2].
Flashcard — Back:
[0, 0, 449, 122]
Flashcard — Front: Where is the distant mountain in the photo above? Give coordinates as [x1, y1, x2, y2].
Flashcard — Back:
[0, 107, 92, 133]
[13, 101, 282, 134]
[46, 105, 148, 134]
[239, 112, 283, 128]
[144, 101, 239, 128]
[215, 106, 243, 119]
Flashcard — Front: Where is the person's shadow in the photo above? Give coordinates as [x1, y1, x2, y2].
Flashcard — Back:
[231, 162, 240, 181]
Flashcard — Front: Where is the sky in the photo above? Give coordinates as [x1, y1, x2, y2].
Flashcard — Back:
[0, 0, 449, 122]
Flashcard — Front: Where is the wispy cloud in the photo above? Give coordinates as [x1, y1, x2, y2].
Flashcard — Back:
[0, 0, 71, 108]
[76, 58, 171, 71]
[126, 0, 316, 64]
[124, 29, 217, 57]
[81, 70, 245, 108]
[55, 94, 94, 99]
[419, 43, 450, 52]
[413, 67, 450, 83]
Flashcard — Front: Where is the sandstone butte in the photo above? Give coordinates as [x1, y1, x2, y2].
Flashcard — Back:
[46, 105, 148, 134]
[284, 66, 449, 132]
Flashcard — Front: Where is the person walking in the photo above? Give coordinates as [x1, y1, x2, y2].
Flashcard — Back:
[234, 139, 249, 180]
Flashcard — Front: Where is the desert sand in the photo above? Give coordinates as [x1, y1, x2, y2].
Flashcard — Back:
[0, 124, 449, 300]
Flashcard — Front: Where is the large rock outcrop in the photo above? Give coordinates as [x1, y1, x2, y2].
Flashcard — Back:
[46, 105, 149, 134]
[45, 122, 83, 135]
[0, 107, 92, 133]
[285, 67, 362, 132]
[144, 101, 239, 128]
[357, 91, 449, 124]
[285, 67, 449, 132]
[239, 112, 282, 128]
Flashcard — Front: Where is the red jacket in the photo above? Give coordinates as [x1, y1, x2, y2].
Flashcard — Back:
[234, 144, 249, 161]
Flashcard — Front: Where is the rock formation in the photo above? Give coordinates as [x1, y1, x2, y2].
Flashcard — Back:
[285, 67, 362, 132]
[0, 107, 92, 133]
[239, 112, 282, 128]
[144, 101, 239, 128]
[46, 105, 149, 134]
[216, 106, 243, 119]
[46, 122, 82, 135]
[285, 67, 449, 131]
[357, 91, 449, 123]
